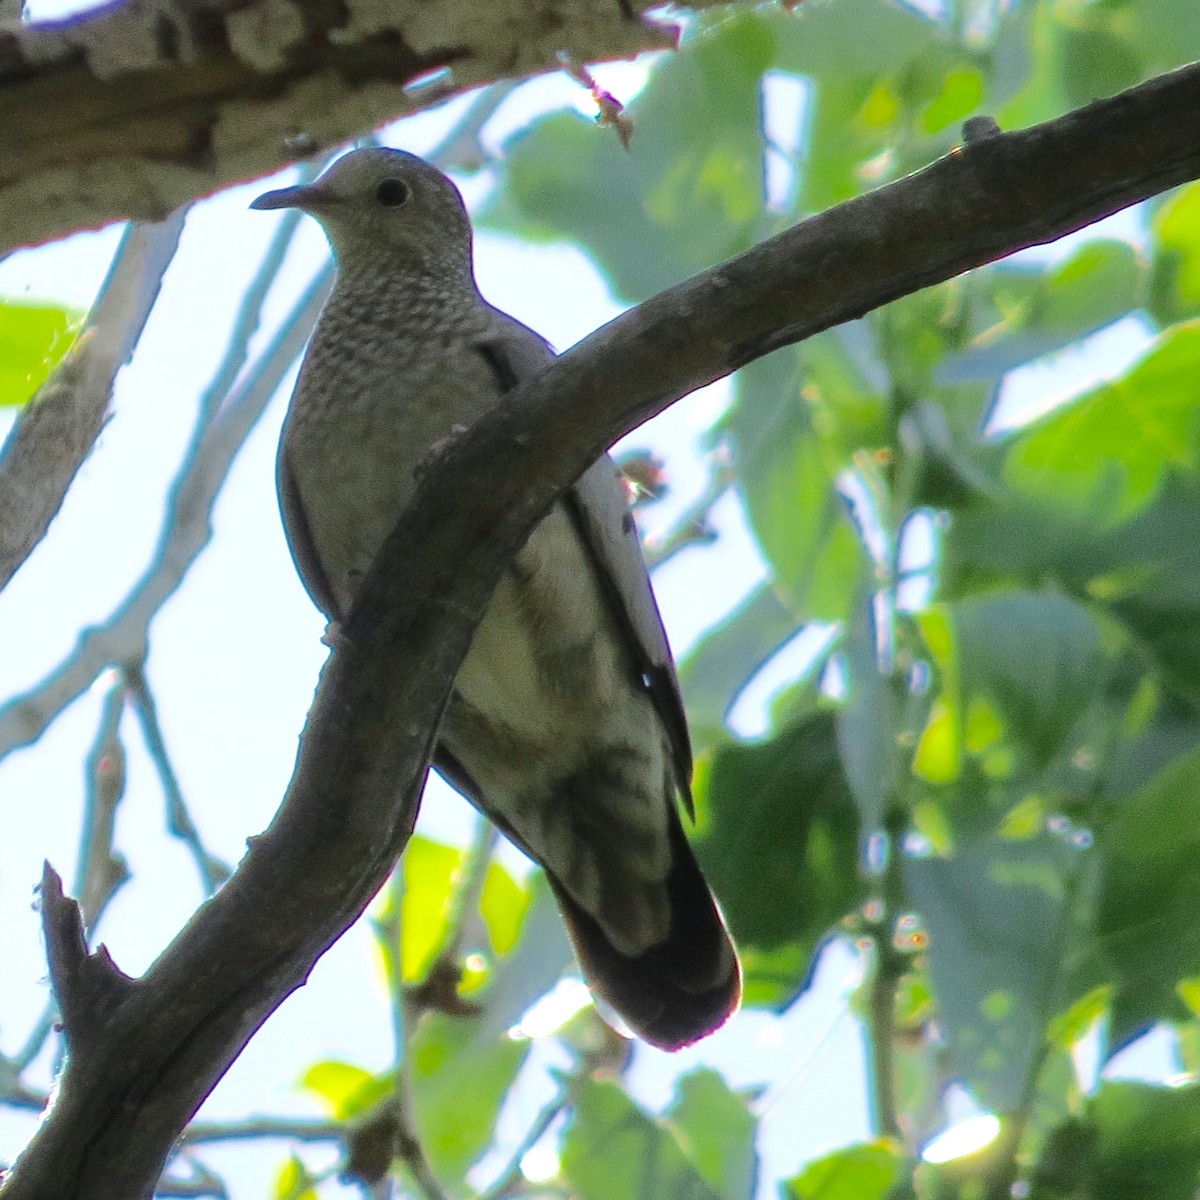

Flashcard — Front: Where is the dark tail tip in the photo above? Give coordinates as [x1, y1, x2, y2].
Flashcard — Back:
[548, 817, 741, 1051]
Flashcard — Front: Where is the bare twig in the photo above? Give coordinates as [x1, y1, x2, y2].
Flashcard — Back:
[155, 1155, 228, 1200]
[395, 1099, 453, 1200]
[642, 460, 734, 570]
[864, 805, 909, 1141]
[169, 1116, 340, 1200]
[0, 214, 186, 592]
[195, 181, 317, 430]
[407, 816, 500, 1007]
[752, 1003, 855, 1120]
[0, 1080, 47, 1112]
[10, 1010, 54, 1075]
[442, 819, 501, 962]
[558, 54, 635, 148]
[424, 81, 521, 172]
[181, 1117, 342, 1145]
[475, 1093, 569, 1200]
[125, 660, 230, 894]
[359, 872, 453, 1200]
[4, 673, 136, 1104]
[74, 673, 131, 929]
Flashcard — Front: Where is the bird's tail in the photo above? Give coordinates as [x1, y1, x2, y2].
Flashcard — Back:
[547, 814, 741, 1051]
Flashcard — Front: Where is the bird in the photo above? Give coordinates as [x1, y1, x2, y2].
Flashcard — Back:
[251, 147, 740, 1050]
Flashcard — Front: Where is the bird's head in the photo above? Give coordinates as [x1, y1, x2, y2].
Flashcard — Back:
[250, 147, 474, 277]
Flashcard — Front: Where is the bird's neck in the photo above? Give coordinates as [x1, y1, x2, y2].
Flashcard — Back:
[329, 257, 482, 325]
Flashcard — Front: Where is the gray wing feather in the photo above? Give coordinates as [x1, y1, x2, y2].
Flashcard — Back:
[566, 459, 694, 806]
[277, 439, 343, 622]
[476, 318, 694, 809]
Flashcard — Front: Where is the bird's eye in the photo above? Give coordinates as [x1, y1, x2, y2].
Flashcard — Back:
[375, 178, 410, 207]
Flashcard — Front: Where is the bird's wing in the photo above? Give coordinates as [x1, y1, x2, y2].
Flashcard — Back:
[566, 458, 694, 805]
[277, 438, 343, 622]
[472, 318, 694, 808]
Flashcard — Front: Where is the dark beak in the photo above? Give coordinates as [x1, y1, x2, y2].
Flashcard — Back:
[249, 183, 338, 212]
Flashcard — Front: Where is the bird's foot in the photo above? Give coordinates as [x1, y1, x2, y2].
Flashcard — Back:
[415, 423, 470, 477]
[321, 620, 351, 651]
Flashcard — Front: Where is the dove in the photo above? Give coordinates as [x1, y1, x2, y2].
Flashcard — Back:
[252, 147, 740, 1049]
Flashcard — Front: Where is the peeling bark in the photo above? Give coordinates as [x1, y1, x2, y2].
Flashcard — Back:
[0, 0, 692, 252]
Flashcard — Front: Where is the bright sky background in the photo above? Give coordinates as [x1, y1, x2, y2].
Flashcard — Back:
[0, 18, 1182, 1199]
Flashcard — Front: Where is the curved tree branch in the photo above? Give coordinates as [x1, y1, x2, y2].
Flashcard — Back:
[2, 60, 1199, 1200]
[0, 0, 690, 254]
[0, 214, 184, 590]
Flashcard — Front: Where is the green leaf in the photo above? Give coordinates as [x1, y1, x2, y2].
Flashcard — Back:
[303, 1060, 391, 1120]
[945, 471, 1200, 705]
[695, 712, 860, 1002]
[1100, 479, 1200, 703]
[1150, 182, 1200, 324]
[1059, 26, 1144, 110]
[996, 2, 1070, 132]
[912, 607, 962, 787]
[666, 1069, 758, 1200]
[724, 350, 862, 620]
[773, 0, 936, 77]
[678, 583, 805, 740]
[952, 591, 1106, 772]
[770, 0, 940, 211]
[1122, 0, 1200, 71]
[409, 1010, 528, 1179]
[480, 858, 531, 957]
[1096, 743, 1200, 1042]
[940, 241, 1143, 384]
[1088, 1083, 1200, 1199]
[1032, 1083, 1200, 1200]
[921, 68, 984, 134]
[0, 300, 83, 408]
[1040, 240, 1143, 333]
[273, 1153, 319, 1200]
[1118, 0, 1200, 70]
[387, 835, 530, 987]
[904, 833, 1083, 1111]
[836, 598, 897, 830]
[1004, 321, 1200, 527]
[797, 326, 892, 458]
[400, 835, 462, 982]
[561, 1077, 723, 1200]
[874, 281, 976, 406]
[785, 1140, 905, 1200]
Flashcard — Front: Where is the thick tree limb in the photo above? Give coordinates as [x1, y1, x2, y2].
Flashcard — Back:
[3, 60, 1200, 1200]
[0, 0, 693, 253]
[38, 865, 134, 1065]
